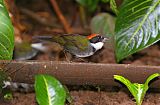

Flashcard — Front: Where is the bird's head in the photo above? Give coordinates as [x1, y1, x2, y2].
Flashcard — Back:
[87, 34, 107, 51]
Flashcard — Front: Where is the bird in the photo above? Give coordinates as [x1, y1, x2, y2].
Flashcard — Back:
[31, 33, 107, 58]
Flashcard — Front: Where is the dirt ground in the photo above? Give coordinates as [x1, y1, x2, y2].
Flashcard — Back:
[1, 89, 160, 105]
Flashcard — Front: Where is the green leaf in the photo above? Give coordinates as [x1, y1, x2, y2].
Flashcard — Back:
[114, 73, 160, 105]
[101, 0, 109, 3]
[35, 75, 66, 105]
[3, 92, 13, 100]
[63, 85, 73, 104]
[115, 0, 160, 62]
[76, 0, 99, 12]
[110, 0, 119, 15]
[0, 0, 14, 60]
[91, 13, 115, 36]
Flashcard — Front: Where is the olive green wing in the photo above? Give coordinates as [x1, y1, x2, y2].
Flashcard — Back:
[33, 34, 89, 51]
[62, 35, 89, 51]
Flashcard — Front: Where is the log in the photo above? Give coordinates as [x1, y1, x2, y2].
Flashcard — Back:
[1, 60, 160, 88]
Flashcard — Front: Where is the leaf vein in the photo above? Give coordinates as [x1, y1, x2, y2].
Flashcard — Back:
[0, 42, 10, 57]
[0, 32, 12, 47]
[125, 1, 160, 48]
[42, 76, 52, 105]
[126, 6, 150, 19]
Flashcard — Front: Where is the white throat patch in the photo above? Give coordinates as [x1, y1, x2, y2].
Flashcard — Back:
[91, 42, 104, 51]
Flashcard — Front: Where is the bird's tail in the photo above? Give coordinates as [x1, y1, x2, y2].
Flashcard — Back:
[32, 35, 65, 46]
[32, 35, 53, 41]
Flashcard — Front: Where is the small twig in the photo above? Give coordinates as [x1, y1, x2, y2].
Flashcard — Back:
[70, 6, 78, 27]
[19, 8, 57, 27]
[4, 0, 23, 43]
[50, 0, 72, 33]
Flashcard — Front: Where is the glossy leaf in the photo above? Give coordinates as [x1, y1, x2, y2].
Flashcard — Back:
[91, 13, 115, 36]
[114, 73, 160, 105]
[115, 0, 160, 62]
[35, 75, 66, 105]
[110, 0, 118, 15]
[0, 0, 14, 60]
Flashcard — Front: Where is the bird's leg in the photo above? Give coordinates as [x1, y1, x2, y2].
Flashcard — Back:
[63, 50, 71, 62]
[53, 51, 60, 61]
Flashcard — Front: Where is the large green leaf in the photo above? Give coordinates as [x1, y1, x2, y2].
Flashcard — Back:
[114, 73, 160, 105]
[0, 0, 14, 60]
[35, 75, 66, 105]
[115, 0, 160, 62]
[110, 0, 119, 15]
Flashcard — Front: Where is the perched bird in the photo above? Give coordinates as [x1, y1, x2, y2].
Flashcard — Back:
[31, 33, 107, 57]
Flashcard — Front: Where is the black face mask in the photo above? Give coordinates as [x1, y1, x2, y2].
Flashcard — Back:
[89, 36, 104, 43]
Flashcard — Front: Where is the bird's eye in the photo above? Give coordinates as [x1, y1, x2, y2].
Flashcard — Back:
[89, 37, 98, 43]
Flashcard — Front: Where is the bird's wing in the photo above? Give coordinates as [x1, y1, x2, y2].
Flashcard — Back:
[33, 33, 89, 51]
[62, 35, 90, 51]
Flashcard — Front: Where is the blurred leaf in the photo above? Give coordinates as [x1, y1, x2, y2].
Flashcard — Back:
[0, 0, 14, 60]
[101, 0, 109, 3]
[114, 73, 160, 105]
[4, 92, 13, 100]
[115, 0, 160, 62]
[76, 0, 99, 12]
[35, 75, 66, 105]
[110, 0, 119, 15]
[91, 13, 115, 36]
[76, 0, 118, 14]
[14, 42, 38, 60]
